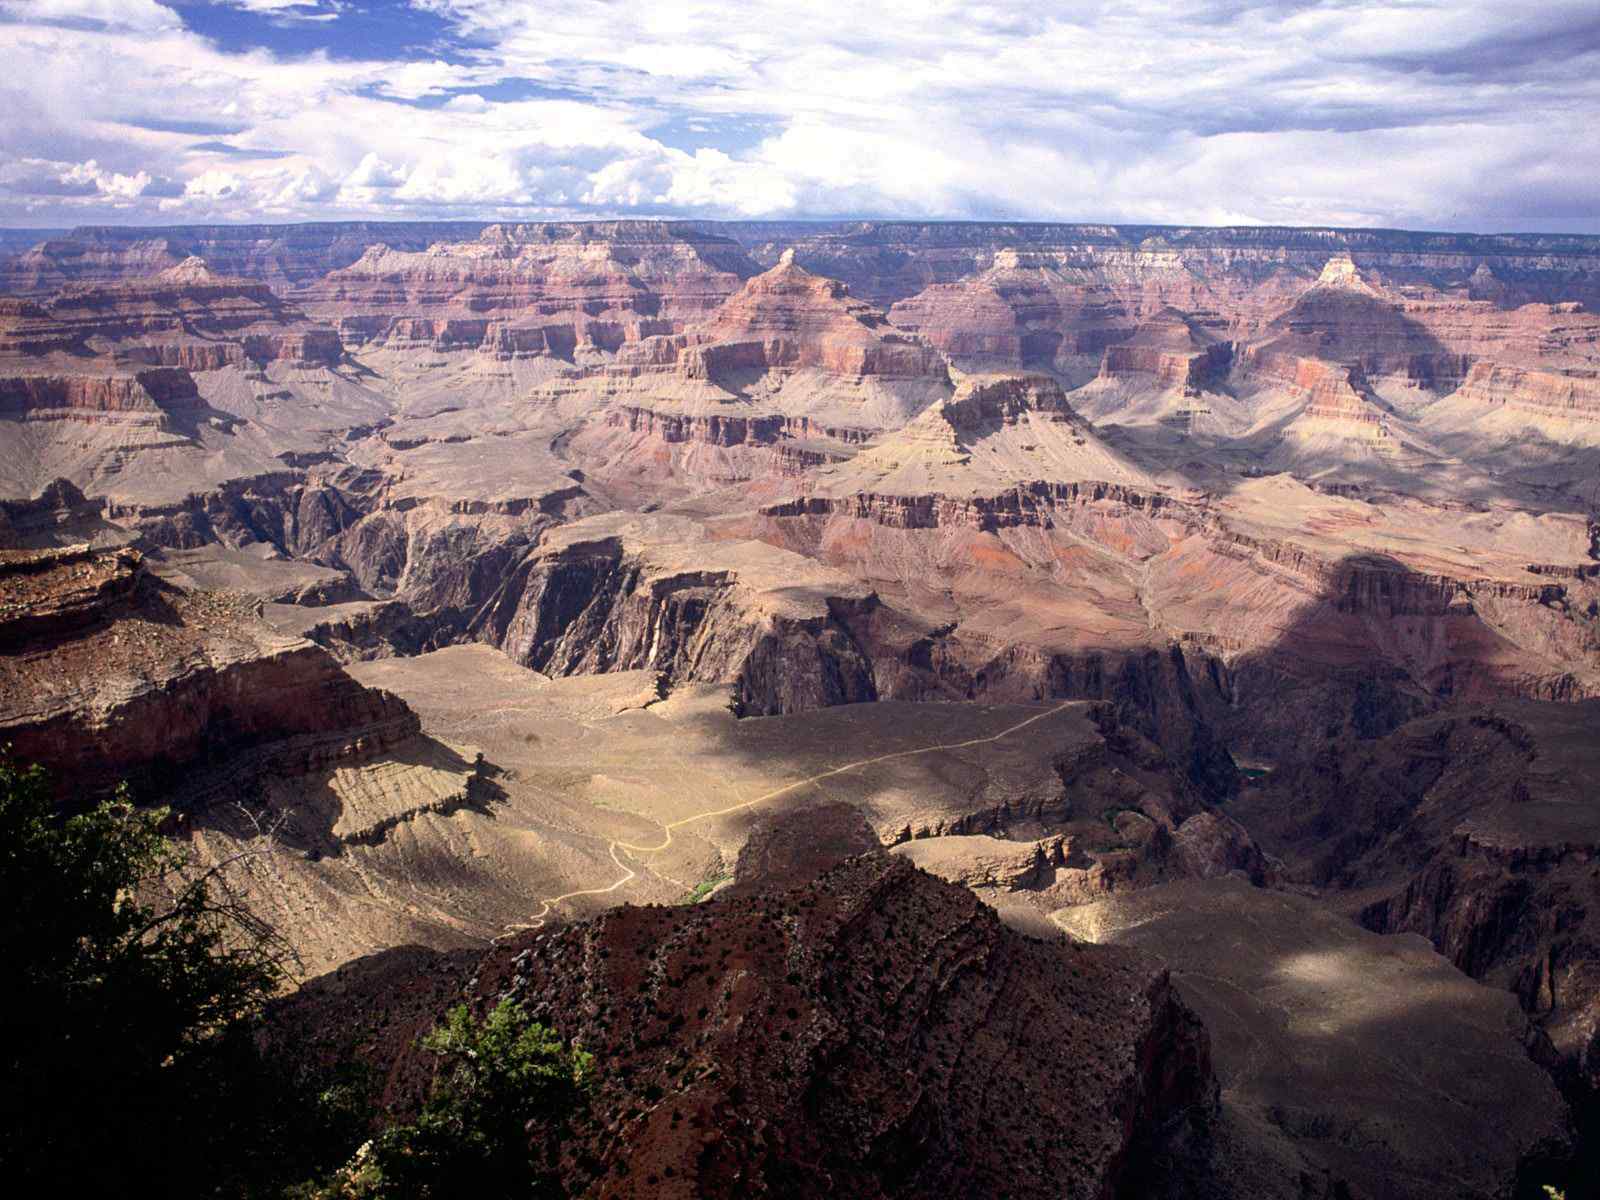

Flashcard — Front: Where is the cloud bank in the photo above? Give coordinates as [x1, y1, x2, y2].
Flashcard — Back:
[1, 0, 1596, 230]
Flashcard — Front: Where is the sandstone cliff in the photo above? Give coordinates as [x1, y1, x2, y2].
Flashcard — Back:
[0, 544, 418, 794]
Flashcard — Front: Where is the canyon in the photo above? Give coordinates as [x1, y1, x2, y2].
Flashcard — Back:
[3, 218, 1599, 1196]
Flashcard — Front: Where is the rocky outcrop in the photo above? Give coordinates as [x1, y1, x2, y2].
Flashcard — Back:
[765, 477, 1177, 530]
[0, 478, 109, 547]
[1098, 308, 1234, 393]
[352, 852, 1215, 1199]
[603, 406, 872, 450]
[0, 258, 343, 367]
[302, 221, 755, 350]
[0, 543, 142, 641]
[1242, 270, 1471, 392]
[102, 461, 574, 625]
[470, 514, 878, 716]
[894, 832, 1069, 889]
[940, 370, 1087, 428]
[1450, 360, 1600, 423]
[887, 246, 1131, 368]
[0, 548, 418, 795]
[697, 249, 948, 380]
[0, 367, 203, 423]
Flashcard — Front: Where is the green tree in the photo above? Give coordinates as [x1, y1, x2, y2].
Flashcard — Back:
[313, 999, 593, 1199]
[0, 753, 291, 1193]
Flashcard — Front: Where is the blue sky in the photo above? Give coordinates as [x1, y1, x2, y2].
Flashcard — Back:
[0, 0, 1596, 230]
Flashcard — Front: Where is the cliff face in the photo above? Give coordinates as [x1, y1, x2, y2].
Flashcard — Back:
[0, 367, 203, 422]
[0, 257, 342, 366]
[469, 514, 879, 716]
[1100, 305, 1235, 395]
[753, 469, 1600, 770]
[302, 221, 755, 354]
[12, 221, 1600, 309]
[722, 221, 1600, 310]
[696, 250, 948, 380]
[1233, 700, 1600, 1108]
[887, 247, 1131, 368]
[0, 222, 493, 293]
[1449, 360, 1600, 426]
[0, 544, 418, 793]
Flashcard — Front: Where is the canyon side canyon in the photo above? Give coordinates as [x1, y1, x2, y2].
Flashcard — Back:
[3, 219, 1599, 1197]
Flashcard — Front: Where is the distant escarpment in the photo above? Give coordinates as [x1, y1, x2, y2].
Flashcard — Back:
[0, 222, 493, 293]
[0, 257, 343, 367]
[285, 852, 1216, 1200]
[725, 221, 1600, 310]
[302, 221, 756, 354]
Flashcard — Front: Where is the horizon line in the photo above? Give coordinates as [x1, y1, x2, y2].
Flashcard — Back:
[3, 217, 1599, 241]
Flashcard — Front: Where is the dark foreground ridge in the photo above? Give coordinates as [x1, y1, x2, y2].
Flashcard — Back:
[275, 853, 1215, 1200]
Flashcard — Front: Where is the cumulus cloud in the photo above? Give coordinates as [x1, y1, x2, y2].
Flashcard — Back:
[0, 0, 180, 32]
[0, 0, 1595, 229]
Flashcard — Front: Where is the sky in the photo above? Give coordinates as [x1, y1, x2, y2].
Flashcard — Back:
[0, 0, 1597, 232]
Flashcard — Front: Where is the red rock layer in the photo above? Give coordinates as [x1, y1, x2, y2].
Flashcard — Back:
[303, 221, 756, 353]
[694, 251, 946, 379]
[1452, 361, 1600, 422]
[0, 367, 202, 423]
[451, 853, 1214, 1199]
[0, 258, 342, 367]
[888, 248, 1131, 365]
[0, 547, 421, 793]
[1097, 308, 1234, 392]
[1245, 275, 1470, 390]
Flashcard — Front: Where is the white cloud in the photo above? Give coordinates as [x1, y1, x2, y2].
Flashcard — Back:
[0, 0, 1595, 228]
[0, 0, 180, 31]
[185, 168, 246, 200]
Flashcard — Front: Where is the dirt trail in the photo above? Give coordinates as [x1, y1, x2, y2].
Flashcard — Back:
[504, 702, 1075, 933]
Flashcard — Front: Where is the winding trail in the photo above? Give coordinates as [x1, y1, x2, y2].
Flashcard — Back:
[503, 701, 1075, 935]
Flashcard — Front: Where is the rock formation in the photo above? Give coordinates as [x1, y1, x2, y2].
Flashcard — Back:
[278, 853, 1218, 1199]
[1233, 699, 1600, 1118]
[302, 221, 755, 355]
[4, 217, 1600, 1191]
[0, 543, 417, 793]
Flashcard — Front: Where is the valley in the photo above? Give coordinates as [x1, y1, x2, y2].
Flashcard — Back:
[3, 218, 1598, 1196]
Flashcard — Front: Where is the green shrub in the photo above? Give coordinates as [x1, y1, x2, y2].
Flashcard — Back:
[311, 999, 593, 1199]
[0, 752, 291, 1192]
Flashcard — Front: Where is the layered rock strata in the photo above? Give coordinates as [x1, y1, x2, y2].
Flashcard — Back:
[0, 545, 417, 793]
[470, 512, 878, 716]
